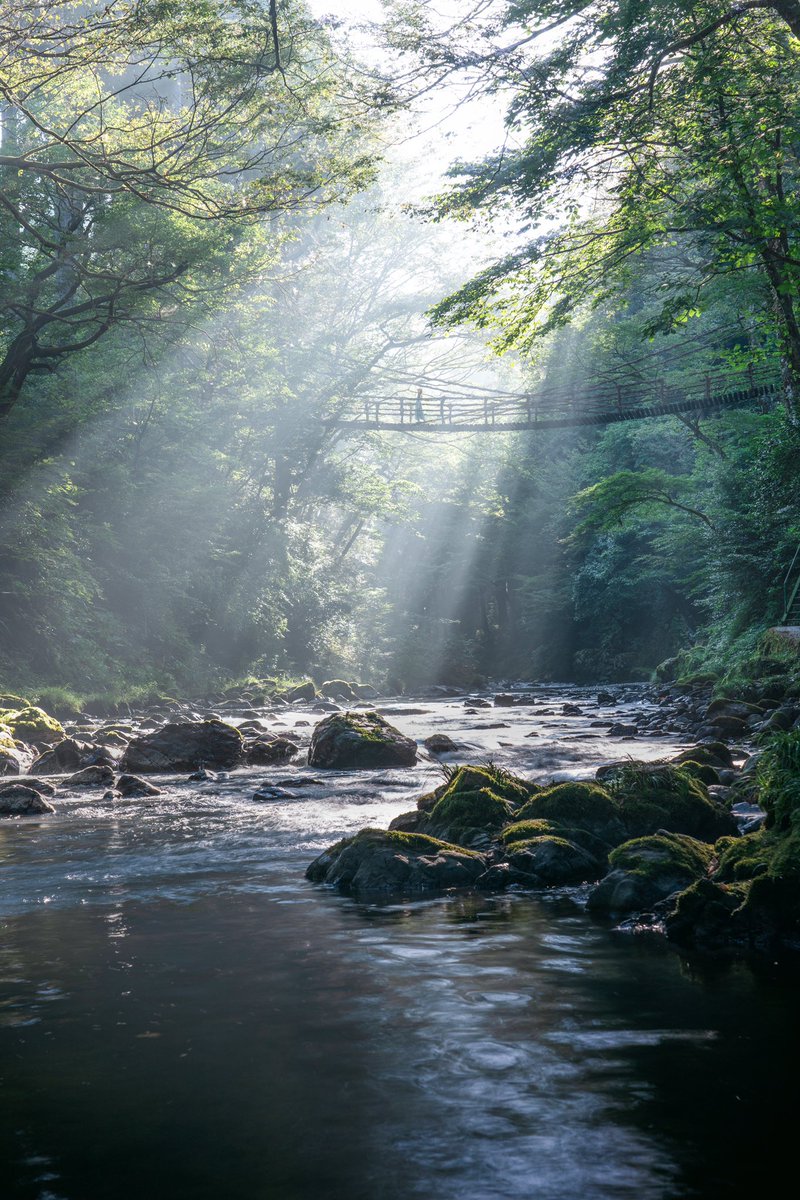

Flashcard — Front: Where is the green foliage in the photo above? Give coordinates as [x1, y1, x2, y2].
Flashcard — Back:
[757, 731, 800, 832]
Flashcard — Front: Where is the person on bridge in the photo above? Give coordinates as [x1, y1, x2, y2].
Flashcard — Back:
[415, 388, 424, 422]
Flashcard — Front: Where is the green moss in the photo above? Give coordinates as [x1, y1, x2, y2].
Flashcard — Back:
[604, 761, 735, 842]
[609, 832, 714, 881]
[313, 827, 483, 864]
[715, 832, 772, 882]
[515, 781, 623, 839]
[318, 711, 388, 743]
[679, 760, 721, 786]
[427, 786, 513, 838]
[417, 764, 532, 817]
[507, 834, 575, 854]
[0, 705, 64, 743]
[0, 693, 29, 709]
[0, 723, 16, 752]
[500, 818, 562, 845]
[447, 764, 532, 806]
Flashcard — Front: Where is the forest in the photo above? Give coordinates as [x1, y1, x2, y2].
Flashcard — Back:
[2, 2, 800, 701]
[4, 6, 800, 1199]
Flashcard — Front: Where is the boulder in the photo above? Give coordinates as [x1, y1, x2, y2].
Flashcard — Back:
[587, 832, 714, 915]
[665, 877, 751, 950]
[244, 735, 298, 765]
[500, 817, 610, 867]
[0, 784, 55, 816]
[672, 743, 735, 770]
[514, 781, 627, 845]
[599, 761, 738, 842]
[120, 720, 244, 773]
[0, 746, 27, 775]
[286, 682, 317, 703]
[422, 733, 459, 753]
[387, 809, 425, 833]
[66, 764, 116, 788]
[12, 776, 57, 795]
[306, 828, 486, 894]
[319, 679, 358, 700]
[0, 705, 64, 744]
[30, 738, 92, 774]
[116, 773, 162, 797]
[503, 835, 600, 887]
[308, 711, 417, 770]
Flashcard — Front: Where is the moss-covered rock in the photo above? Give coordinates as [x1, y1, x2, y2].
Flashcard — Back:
[504, 836, 601, 887]
[308, 710, 416, 769]
[0, 706, 64, 744]
[671, 743, 735, 770]
[0, 693, 29, 709]
[514, 781, 627, 845]
[602, 761, 737, 842]
[666, 732, 800, 954]
[419, 764, 532, 845]
[665, 878, 751, 950]
[588, 832, 714, 915]
[426, 785, 513, 846]
[678, 759, 721, 786]
[305, 828, 486, 894]
[500, 817, 610, 866]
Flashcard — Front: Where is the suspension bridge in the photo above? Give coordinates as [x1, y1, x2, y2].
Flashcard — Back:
[323, 358, 782, 433]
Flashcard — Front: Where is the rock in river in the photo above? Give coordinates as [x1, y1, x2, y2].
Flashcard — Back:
[308, 711, 417, 770]
[66, 764, 116, 788]
[120, 720, 244, 773]
[116, 773, 162, 797]
[244, 735, 298, 765]
[587, 832, 714, 915]
[0, 783, 55, 816]
[306, 829, 486, 894]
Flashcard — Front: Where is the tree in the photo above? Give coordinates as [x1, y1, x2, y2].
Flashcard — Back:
[0, 0, 381, 420]
[396, 2, 800, 412]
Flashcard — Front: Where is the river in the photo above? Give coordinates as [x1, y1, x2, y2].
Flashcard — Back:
[0, 689, 797, 1198]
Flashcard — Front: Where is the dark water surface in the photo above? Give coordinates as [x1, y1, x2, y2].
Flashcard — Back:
[0, 696, 797, 1199]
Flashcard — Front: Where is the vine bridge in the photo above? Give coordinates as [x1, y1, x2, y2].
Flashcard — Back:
[324, 358, 782, 434]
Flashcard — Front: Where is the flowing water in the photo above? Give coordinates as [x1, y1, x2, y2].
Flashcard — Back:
[0, 691, 797, 1199]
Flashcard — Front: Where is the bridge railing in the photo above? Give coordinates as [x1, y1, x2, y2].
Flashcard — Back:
[340, 360, 781, 430]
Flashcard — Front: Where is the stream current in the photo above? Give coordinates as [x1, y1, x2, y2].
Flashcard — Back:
[0, 689, 797, 1199]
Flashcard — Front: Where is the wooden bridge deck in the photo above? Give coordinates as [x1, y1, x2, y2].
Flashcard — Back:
[322, 369, 781, 433]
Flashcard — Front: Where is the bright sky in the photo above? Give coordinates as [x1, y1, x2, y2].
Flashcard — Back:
[307, 0, 509, 183]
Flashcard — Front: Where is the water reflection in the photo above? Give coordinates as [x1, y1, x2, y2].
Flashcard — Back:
[0, 693, 795, 1198]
